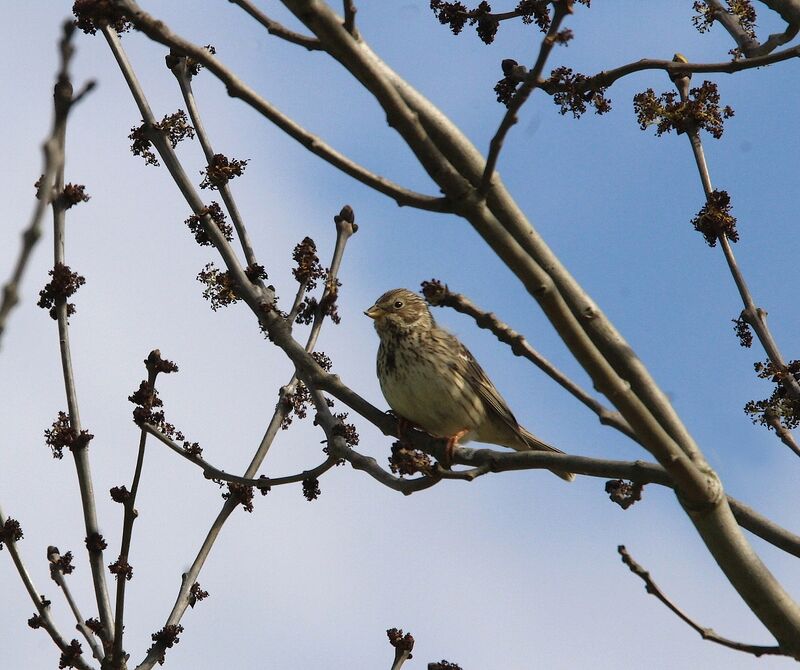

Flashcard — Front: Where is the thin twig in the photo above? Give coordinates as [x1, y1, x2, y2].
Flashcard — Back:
[423, 282, 638, 442]
[111, 355, 167, 666]
[0, 22, 94, 349]
[764, 408, 800, 457]
[143, 422, 338, 488]
[47, 24, 114, 643]
[544, 44, 800, 102]
[0, 506, 97, 670]
[618, 545, 785, 657]
[169, 56, 260, 268]
[704, 0, 799, 58]
[480, 1, 571, 194]
[675, 73, 800, 453]
[228, 0, 322, 50]
[115, 0, 450, 212]
[343, 0, 358, 37]
[98, 33, 361, 653]
[48, 547, 105, 662]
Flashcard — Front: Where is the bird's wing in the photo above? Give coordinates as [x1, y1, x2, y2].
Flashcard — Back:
[455, 340, 521, 433]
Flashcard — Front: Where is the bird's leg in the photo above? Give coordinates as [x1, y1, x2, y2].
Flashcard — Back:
[394, 415, 422, 446]
[442, 429, 469, 469]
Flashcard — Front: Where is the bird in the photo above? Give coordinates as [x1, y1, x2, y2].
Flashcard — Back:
[365, 288, 574, 481]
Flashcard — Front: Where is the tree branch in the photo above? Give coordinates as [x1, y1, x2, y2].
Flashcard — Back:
[47, 24, 115, 643]
[0, 22, 94, 350]
[0, 507, 97, 670]
[114, 0, 450, 212]
[618, 545, 785, 657]
[48, 546, 105, 662]
[480, 0, 571, 194]
[673, 72, 800, 442]
[228, 0, 322, 50]
[169, 54, 260, 268]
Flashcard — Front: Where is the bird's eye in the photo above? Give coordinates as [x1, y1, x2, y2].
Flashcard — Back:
[393, 300, 404, 309]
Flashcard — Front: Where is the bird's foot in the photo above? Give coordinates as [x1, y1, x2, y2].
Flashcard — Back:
[441, 429, 469, 469]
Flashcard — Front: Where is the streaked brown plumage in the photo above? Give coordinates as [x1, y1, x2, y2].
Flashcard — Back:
[365, 288, 574, 482]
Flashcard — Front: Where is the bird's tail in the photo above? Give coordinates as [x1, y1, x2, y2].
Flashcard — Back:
[517, 427, 575, 482]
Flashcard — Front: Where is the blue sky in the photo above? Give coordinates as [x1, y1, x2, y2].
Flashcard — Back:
[2, 2, 799, 668]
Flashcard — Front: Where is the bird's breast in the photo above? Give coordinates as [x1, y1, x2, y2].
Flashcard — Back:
[377, 333, 485, 438]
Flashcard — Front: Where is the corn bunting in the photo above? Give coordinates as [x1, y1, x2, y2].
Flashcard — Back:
[365, 288, 574, 481]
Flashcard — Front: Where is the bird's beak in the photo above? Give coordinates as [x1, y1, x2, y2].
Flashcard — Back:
[364, 304, 384, 320]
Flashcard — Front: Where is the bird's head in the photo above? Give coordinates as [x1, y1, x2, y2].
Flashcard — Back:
[364, 288, 433, 334]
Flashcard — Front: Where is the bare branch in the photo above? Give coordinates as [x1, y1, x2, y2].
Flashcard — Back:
[553, 45, 800, 98]
[0, 21, 94, 349]
[48, 546, 104, 662]
[0, 507, 97, 670]
[673, 72, 800, 450]
[143, 422, 338, 489]
[480, 1, 571, 194]
[343, 0, 358, 37]
[228, 0, 322, 50]
[114, 0, 450, 212]
[618, 545, 785, 657]
[43, 24, 115, 642]
[169, 53, 260, 268]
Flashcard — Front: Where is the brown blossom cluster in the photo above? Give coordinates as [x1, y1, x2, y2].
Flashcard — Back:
[430, 0, 564, 44]
[744, 359, 800, 431]
[189, 582, 209, 608]
[543, 66, 611, 117]
[690, 189, 739, 247]
[185, 202, 234, 246]
[633, 81, 734, 139]
[44, 411, 94, 460]
[72, 0, 131, 35]
[292, 237, 325, 288]
[129, 110, 195, 167]
[732, 315, 753, 348]
[430, 661, 463, 670]
[387, 627, 415, 655]
[222, 482, 255, 512]
[58, 639, 83, 669]
[85, 532, 108, 552]
[108, 555, 133, 581]
[147, 624, 185, 666]
[200, 153, 249, 190]
[302, 476, 321, 501]
[692, 0, 756, 57]
[37, 263, 86, 321]
[47, 547, 75, 576]
[185, 44, 217, 78]
[60, 183, 91, 209]
[281, 352, 335, 429]
[604, 479, 643, 510]
[388, 443, 433, 476]
[128, 358, 200, 456]
[109, 485, 131, 503]
[197, 263, 239, 311]
[0, 517, 24, 550]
